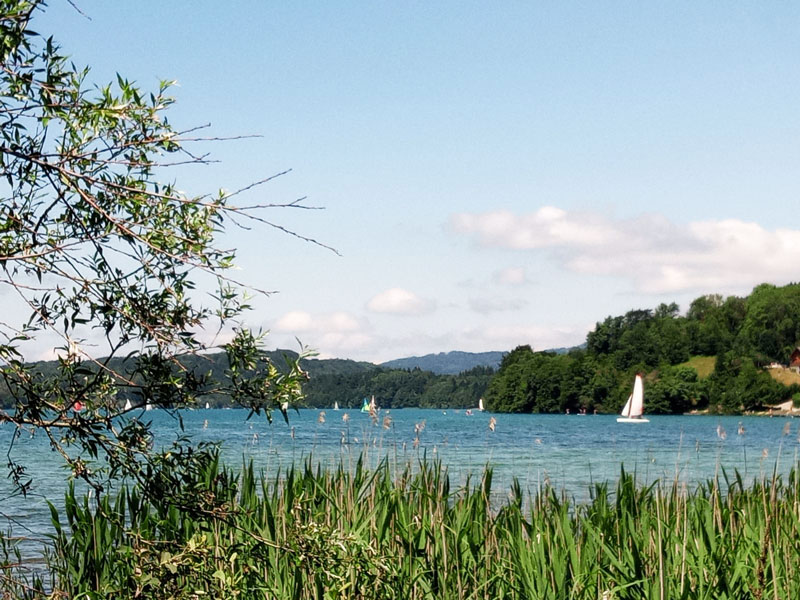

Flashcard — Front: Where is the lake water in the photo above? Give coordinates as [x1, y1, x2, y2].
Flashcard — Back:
[2, 408, 800, 558]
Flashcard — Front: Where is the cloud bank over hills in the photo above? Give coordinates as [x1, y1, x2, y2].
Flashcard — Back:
[451, 207, 800, 295]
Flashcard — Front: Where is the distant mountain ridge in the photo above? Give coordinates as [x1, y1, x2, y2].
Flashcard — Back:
[380, 351, 505, 375]
[379, 346, 582, 375]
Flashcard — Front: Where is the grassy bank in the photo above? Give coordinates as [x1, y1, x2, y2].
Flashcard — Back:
[3, 455, 800, 599]
[767, 367, 800, 387]
[678, 356, 716, 379]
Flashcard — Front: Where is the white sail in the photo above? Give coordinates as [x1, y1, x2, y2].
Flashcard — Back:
[478, 398, 484, 411]
[628, 374, 644, 417]
[124, 398, 132, 411]
[620, 394, 632, 417]
[334, 401, 339, 410]
[205, 402, 210, 410]
[618, 374, 648, 423]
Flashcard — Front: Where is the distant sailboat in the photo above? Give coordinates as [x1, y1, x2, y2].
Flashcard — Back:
[617, 374, 649, 423]
[478, 398, 485, 412]
[334, 401, 339, 410]
[205, 401, 210, 410]
[124, 398, 132, 411]
[360, 397, 370, 413]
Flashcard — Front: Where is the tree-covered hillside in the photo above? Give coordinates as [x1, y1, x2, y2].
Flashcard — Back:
[380, 351, 505, 374]
[487, 283, 800, 415]
[5, 283, 799, 415]
[0, 350, 492, 411]
[302, 365, 493, 409]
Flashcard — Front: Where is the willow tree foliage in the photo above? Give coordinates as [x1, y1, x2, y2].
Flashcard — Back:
[0, 1, 314, 499]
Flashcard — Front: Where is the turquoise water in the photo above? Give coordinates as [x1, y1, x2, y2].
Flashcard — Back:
[2, 408, 800, 557]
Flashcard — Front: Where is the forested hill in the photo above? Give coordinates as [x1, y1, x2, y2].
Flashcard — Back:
[487, 282, 800, 415]
[0, 349, 492, 410]
[381, 351, 506, 374]
[379, 347, 582, 374]
[4, 283, 800, 414]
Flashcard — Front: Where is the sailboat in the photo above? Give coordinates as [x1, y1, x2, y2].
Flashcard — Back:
[360, 397, 370, 413]
[617, 373, 649, 423]
[123, 398, 132, 411]
[334, 401, 339, 410]
[478, 398, 485, 412]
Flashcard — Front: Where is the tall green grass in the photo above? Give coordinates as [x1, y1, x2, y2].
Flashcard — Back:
[3, 456, 800, 599]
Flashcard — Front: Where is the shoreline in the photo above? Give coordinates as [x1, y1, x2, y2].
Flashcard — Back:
[687, 398, 800, 417]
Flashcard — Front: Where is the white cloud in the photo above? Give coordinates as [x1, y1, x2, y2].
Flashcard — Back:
[387, 324, 583, 358]
[366, 288, 434, 315]
[493, 267, 527, 286]
[274, 310, 362, 334]
[323, 311, 361, 332]
[270, 310, 374, 359]
[450, 207, 615, 250]
[469, 324, 582, 352]
[269, 309, 586, 363]
[451, 207, 800, 294]
[319, 331, 373, 352]
[468, 297, 528, 315]
[274, 310, 315, 332]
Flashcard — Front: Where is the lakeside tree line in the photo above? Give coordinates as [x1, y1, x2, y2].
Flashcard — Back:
[488, 282, 800, 415]
[4, 282, 800, 415]
[0, 351, 494, 411]
[301, 364, 494, 409]
[300, 282, 800, 415]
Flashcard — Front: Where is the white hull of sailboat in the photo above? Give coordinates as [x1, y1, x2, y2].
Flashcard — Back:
[616, 416, 650, 423]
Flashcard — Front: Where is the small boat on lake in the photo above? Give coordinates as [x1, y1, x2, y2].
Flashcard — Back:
[478, 397, 485, 412]
[617, 373, 649, 423]
[360, 397, 370, 413]
[334, 401, 339, 410]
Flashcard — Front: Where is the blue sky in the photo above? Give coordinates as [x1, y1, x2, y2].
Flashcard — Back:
[33, 1, 800, 363]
